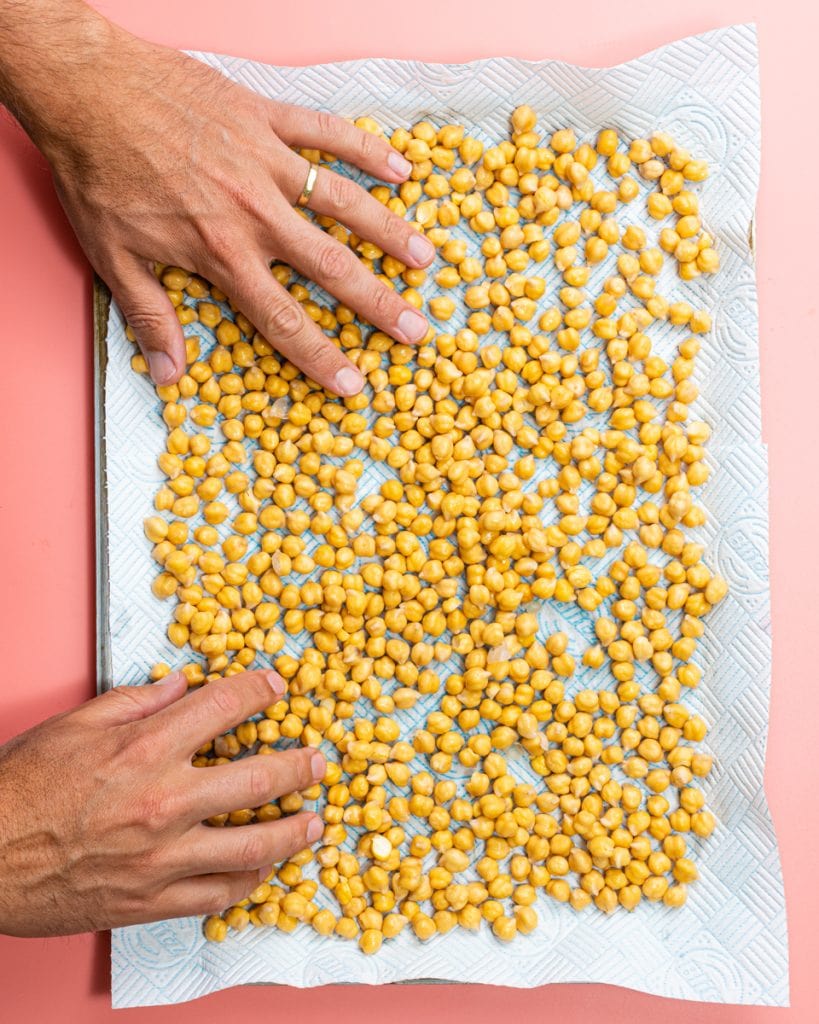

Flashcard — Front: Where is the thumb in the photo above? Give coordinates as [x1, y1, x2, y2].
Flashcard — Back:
[113, 264, 186, 386]
[81, 672, 189, 727]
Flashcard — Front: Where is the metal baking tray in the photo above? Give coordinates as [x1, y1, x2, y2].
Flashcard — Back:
[94, 276, 113, 696]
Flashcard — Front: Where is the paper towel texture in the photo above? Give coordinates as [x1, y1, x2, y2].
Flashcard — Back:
[103, 23, 787, 1008]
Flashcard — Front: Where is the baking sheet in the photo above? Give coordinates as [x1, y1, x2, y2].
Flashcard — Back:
[95, 22, 788, 1008]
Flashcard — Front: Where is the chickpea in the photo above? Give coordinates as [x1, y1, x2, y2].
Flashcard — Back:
[144, 115, 727, 951]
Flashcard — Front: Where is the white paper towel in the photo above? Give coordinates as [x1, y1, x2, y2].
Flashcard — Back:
[103, 23, 788, 1008]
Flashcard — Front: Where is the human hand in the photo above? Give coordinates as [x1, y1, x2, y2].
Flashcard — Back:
[0, 2, 434, 393]
[0, 670, 325, 937]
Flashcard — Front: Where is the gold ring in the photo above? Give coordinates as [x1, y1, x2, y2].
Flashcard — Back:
[296, 163, 318, 207]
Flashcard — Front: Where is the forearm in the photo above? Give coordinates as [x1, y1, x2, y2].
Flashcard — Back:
[0, 0, 115, 157]
[0, 0, 429, 394]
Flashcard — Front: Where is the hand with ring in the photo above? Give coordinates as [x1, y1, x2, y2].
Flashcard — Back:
[1, 2, 435, 395]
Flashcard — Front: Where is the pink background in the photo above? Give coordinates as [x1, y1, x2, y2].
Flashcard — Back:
[1, 0, 816, 1019]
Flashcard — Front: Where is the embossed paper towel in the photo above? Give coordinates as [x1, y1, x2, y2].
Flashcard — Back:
[103, 23, 788, 1008]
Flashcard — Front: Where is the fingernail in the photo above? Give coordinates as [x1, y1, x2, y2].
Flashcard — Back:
[146, 350, 176, 385]
[306, 816, 323, 844]
[258, 865, 273, 883]
[265, 671, 286, 698]
[408, 232, 435, 265]
[157, 670, 184, 686]
[388, 151, 412, 178]
[311, 751, 326, 780]
[397, 309, 428, 344]
[334, 366, 364, 396]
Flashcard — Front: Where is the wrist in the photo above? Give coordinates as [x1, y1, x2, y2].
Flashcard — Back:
[0, 0, 119, 159]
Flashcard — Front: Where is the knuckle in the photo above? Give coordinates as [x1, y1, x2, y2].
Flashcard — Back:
[316, 110, 341, 144]
[133, 844, 167, 882]
[293, 331, 331, 374]
[134, 786, 178, 833]
[314, 241, 351, 284]
[104, 686, 147, 717]
[283, 814, 308, 855]
[206, 683, 244, 723]
[295, 750, 314, 791]
[200, 881, 237, 916]
[356, 128, 377, 162]
[121, 305, 170, 337]
[223, 178, 265, 219]
[225, 873, 258, 909]
[247, 760, 274, 804]
[195, 220, 243, 270]
[377, 205, 405, 245]
[325, 171, 355, 212]
[236, 829, 266, 870]
[260, 291, 304, 342]
[368, 281, 398, 321]
[194, 217, 227, 255]
[121, 729, 157, 768]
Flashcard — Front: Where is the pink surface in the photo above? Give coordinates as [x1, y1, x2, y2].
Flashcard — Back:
[0, 0, 816, 1020]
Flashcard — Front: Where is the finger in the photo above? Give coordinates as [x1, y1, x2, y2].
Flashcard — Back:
[271, 103, 412, 183]
[131, 870, 262, 923]
[179, 812, 324, 876]
[280, 156, 435, 270]
[78, 672, 188, 727]
[186, 747, 326, 820]
[109, 262, 186, 385]
[274, 210, 429, 346]
[150, 670, 285, 755]
[208, 259, 365, 396]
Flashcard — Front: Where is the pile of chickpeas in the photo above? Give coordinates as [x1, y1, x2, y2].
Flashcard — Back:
[136, 106, 725, 955]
